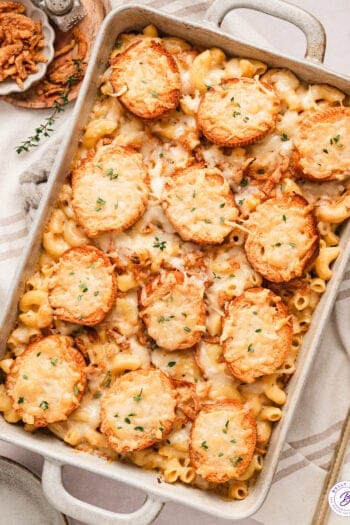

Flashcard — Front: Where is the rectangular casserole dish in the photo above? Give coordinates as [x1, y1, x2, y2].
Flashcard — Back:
[1, 1, 350, 523]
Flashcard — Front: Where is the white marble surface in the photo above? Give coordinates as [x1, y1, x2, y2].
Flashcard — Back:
[1, 1, 350, 524]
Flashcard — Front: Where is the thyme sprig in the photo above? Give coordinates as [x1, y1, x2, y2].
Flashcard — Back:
[16, 60, 84, 155]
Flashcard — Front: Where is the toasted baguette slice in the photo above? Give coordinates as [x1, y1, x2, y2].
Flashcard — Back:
[245, 193, 319, 283]
[189, 401, 256, 483]
[100, 369, 177, 453]
[6, 335, 86, 427]
[162, 164, 238, 244]
[292, 107, 350, 181]
[72, 145, 149, 238]
[139, 270, 206, 351]
[221, 287, 292, 383]
[197, 78, 280, 147]
[48, 246, 117, 325]
[110, 39, 181, 120]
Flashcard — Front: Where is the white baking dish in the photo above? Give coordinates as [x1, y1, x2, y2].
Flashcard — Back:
[1, 1, 350, 523]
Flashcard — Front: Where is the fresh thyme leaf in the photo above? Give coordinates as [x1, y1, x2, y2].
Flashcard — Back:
[16, 60, 84, 154]
[153, 237, 167, 251]
[133, 389, 143, 402]
[40, 400, 49, 410]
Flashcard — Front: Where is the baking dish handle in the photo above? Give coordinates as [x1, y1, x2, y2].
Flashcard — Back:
[42, 459, 164, 525]
[205, 0, 326, 63]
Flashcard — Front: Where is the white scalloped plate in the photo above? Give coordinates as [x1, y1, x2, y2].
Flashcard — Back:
[0, 0, 55, 95]
[0, 456, 69, 525]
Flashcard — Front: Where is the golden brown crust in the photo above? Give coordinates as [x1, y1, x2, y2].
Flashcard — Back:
[245, 193, 319, 283]
[139, 270, 206, 350]
[6, 335, 86, 427]
[197, 78, 280, 147]
[222, 287, 292, 383]
[110, 39, 181, 120]
[189, 400, 256, 483]
[292, 107, 350, 181]
[163, 164, 238, 245]
[100, 369, 177, 453]
[48, 246, 117, 326]
[72, 145, 149, 238]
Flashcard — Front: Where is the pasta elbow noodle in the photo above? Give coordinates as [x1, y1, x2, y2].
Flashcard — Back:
[259, 406, 282, 422]
[315, 246, 341, 280]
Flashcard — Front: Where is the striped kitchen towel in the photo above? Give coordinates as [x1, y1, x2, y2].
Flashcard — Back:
[0, 1, 349, 524]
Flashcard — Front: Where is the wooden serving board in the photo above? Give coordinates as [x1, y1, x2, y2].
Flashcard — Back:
[1, 0, 110, 108]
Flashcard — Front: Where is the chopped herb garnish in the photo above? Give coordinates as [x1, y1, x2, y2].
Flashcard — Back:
[322, 148, 329, 154]
[204, 218, 212, 224]
[105, 168, 119, 180]
[230, 456, 243, 467]
[232, 111, 241, 117]
[95, 197, 106, 211]
[201, 441, 208, 450]
[103, 371, 112, 388]
[77, 315, 84, 321]
[153, 237, 167, 251]
[133, 389, 143, 402]
[36, 352, 41, 357]
[128, 413, 136, 417]
[238, 199, 244, 205]
[247, 344, 254, 353]
[135, 426, 144, 431]
[115, 40, 122, 49]
[219, 203, 226, 208]
[158, 315, 175, 323]
[243, 116, 250, 122]
[205, 84, 212, 90]
[280, 133, 289, 142]
[69, 271, 75, 275]
[230, 96, 235, 101]
[220, 217, 225, 224]
[167, 361, 176, 367]
[330, 135, 340, 144]
[282, 214, 287, 222]
[240, 178, 249, 187]
[253, 311, 258, 316]
[93, 392, 102, 399]
[218, 452, 224, 457]
[274, 242, 282, 247]
[94, 291, 100, 296]
[223, 420, 229, 434]
[213, 272, 221, 280]
[40, 401, 49, 410]
[22, 375, 28, 380]
[181, 312, 188, 317]
[230, 439, 237, 443]
[191, 207, 196, 212]
[73, 385, 79, 396]
[183, 326, 191, 333]
[255, 328, 262, 333]
[77, 294, 83, 301]
[50, 358, 58, 366]
[192, 191, 196, 198]
[159, 426, 164, 432]
[124, 417, 131, 424]
[257, 168, 265, 174]
[289, 242, 296, 248]
[114, 413, 119, 418]
[79, 283, 88, 293]
[18, 397, 24, 404]
[151, 91, 158, 98]
[159, 152, 164, 158]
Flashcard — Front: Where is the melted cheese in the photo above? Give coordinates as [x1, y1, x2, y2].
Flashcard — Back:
[101, 369, 177, 452]
[48, 248, 114, 322]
